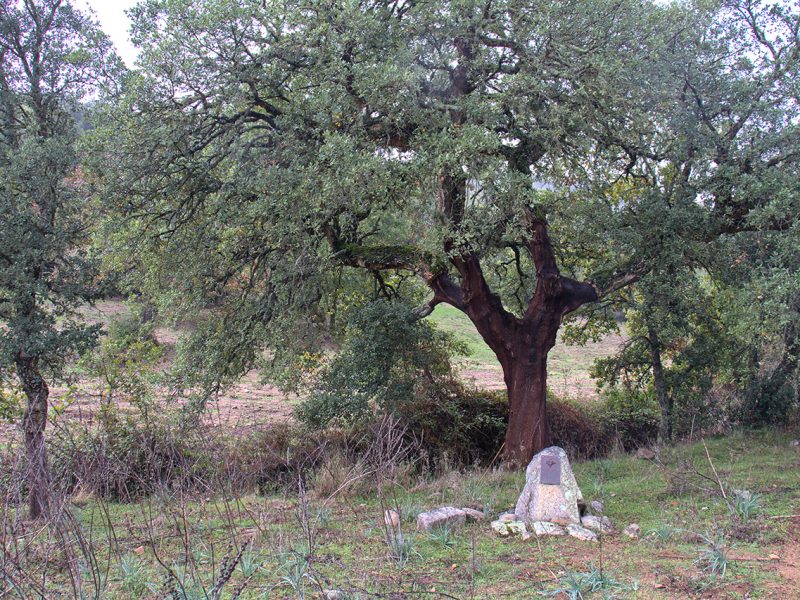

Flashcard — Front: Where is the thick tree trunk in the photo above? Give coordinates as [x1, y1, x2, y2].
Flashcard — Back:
[335, 35, 646, 470]
[15, 355, 50, 519]
[423, 213, 597, 467]
[502, 352, 551, 468]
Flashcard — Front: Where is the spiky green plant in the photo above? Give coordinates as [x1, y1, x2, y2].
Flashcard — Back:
[732, 492, 762, 521]
[545, 565, 637, 599]
[696, 533, 730, 577]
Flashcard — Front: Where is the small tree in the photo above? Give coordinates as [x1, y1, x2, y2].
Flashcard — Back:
[0, 0, 121, 518]
[590, 275, 726, 443]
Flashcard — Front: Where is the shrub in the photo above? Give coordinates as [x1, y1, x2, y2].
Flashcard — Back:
[0, 379, 23, 423]
[593, 386, 660, 450]
[395, 381, 507, 467]
[296, 299, 466, 429]
[295, 298, 510, 466]
[225, 425, 330, 495]
[78, 311, 164, 406]
[739, 374, 800, 428]
[48, 402, 206, 500]
[548, 397, 610, 459]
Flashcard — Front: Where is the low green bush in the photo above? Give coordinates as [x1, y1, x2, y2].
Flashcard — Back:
[296, 299, 508, 466]
[593, 386, 660, 450]
[296, 299, 466, 429]
[394, 381, 507, 467]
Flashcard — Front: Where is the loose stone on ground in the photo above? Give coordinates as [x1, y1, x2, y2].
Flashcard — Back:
[416, 507, 466, 532]
[497, 512, 516, 522]
[462, 508, 485, 522]
[491, 519, 527, 537]
[623, 523, 641, 539]
[566, 523, 598, 542]
[590, 499, 604, 514]
[581, 515, 613, 533]
[531, 521, 567, 536]
[384, 509, 400, 529]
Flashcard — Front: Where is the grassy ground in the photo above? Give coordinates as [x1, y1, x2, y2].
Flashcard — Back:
[5, 301, 797, 598]
[6, 430, 798, 598]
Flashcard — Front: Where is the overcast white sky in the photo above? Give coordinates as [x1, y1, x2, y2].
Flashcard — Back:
[79, 0, 140, 67]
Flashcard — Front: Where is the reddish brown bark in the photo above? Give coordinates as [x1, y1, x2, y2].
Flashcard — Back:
[427, 38, 601, 466]
[336, 195, 601, 468]
[450, 255, 597, 467]
[502, 344, 552, 468]
[335, 39, 610, 468]
[431, 196, 599, 467]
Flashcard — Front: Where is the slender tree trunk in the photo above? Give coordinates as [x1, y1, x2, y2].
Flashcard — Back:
[646, 319, 672, 443]
[15, 355, 50, 519]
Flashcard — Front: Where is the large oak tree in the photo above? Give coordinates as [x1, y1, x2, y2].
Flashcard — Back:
[101, 0, 799, 466]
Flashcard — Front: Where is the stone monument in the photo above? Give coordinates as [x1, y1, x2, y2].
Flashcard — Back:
[514, 446, 583, 526]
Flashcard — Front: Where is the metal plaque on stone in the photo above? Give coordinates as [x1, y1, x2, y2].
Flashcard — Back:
[540, 456, 561, 485]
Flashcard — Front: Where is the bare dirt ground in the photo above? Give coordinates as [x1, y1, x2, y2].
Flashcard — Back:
[771, 519, 800, 597]
[0, 301, 296, 442]
[0, 299, 623, 442]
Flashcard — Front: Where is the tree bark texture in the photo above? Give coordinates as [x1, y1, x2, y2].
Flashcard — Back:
[333, 40, 610, 468]
[426, 188, 599, 467]
[332, 175, 602, 467]
[646, 319, 673, 442]
[15, 355, 50, 519]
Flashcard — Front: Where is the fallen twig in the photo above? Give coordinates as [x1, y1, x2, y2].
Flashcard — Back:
[701, 438, 729, 505]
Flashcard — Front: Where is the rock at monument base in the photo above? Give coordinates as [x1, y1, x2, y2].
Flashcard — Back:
[589, 500, 604, 514]
[416, 507, 466, 532]
[515, 446, 583, 526]
[623, 523, 641, 539]
[384, 509, 400, 529]
[566, 523, 598, 542]
[531, 521, 567, 536]
[581, 515, 613, 533]
[497, 512, 516, 522]
[462, 508, 485, 522]
[491, 519, 527, 537]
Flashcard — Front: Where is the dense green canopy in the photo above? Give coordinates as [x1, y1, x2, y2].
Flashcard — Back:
[94, 0, 800, 462]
